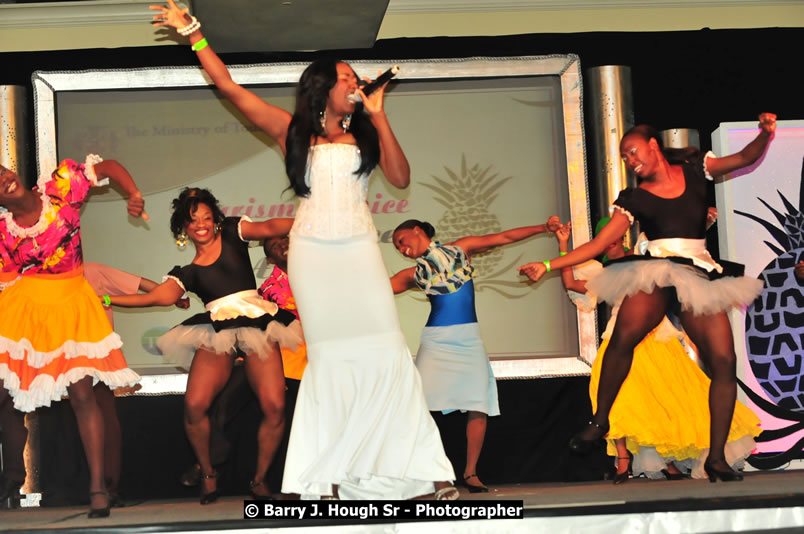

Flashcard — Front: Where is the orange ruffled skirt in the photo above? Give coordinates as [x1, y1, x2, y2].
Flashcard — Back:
[590, 333, 761, 479]
[0, 267, 140, 412]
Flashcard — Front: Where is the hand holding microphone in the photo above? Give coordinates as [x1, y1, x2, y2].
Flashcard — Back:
[348, 65, 400, 103]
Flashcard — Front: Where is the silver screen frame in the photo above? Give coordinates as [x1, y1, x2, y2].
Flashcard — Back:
[32, 54, 596, 380]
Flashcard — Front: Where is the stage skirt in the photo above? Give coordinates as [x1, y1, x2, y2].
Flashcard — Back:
[283, 231, 455, 500]
[0, 267, 140, 412]
[416, 322, 500, 417]
[585, 257, 763, 316]
[590, 334, 761, 479]
[156, 290, 303, 370]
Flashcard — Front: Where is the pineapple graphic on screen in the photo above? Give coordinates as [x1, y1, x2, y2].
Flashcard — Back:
[736, 163, 804, 412]
[422, 155, 527, 297]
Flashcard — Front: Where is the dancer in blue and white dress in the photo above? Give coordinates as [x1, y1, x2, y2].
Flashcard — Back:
[391, 216, 559, 492]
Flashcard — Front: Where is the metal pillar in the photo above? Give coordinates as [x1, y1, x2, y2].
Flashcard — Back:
[661, 128, 700, 150]
[0, 85, 30, 187]
[585, 65, 636, 244]
[0, 85, 40, 507]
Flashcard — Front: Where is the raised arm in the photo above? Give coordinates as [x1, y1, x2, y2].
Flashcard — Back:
[358, 77, 410, 189]
[706, 112, 776, 180]
[108, 278, 185, 308]
[92, 160, 147, 220]
[518, 212, 630, 282]
[554, 223, 588, 294]
[390, 267, 417, 294]
[239, 218, 294, 241]
[452, 216, 560, 257]
[151, 0, 292, 152]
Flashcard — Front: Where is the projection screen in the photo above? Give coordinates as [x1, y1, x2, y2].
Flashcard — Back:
[32, 55, 594, 387]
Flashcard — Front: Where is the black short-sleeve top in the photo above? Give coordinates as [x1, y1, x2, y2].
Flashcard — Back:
[613, 151, 714, 240]
[167, 217, 256, 305]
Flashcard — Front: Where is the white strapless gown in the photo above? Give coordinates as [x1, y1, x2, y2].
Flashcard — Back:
[282, 144, 455, 499]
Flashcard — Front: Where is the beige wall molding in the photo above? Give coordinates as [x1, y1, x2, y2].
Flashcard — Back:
[386, 0, 801, 13]
[0, 0, 187, 29]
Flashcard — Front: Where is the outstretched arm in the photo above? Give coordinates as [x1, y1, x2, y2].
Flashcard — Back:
[452, 216, 560, 257]
[554, 223, 588, 294]
[518, 212, 630, 283]
[92, 160, 147, 220]
[239, 218, 294, 241]
[139, 276, 190, 308]
[109, 278, 185, 308]
[390, 267, 416, 294]
[151, 0, 292, 152]
[707, 113, 776, 180]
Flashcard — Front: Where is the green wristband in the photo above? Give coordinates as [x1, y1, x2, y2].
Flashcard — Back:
[559, 251, 568, 256]
[191, 38, 208, 52]
[543, 261, 551, 273]
[102, 295, 111, 307]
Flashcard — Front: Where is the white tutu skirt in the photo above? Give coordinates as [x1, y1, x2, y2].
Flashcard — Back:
[586, 257, 763, 316]
[156, 320, 303, 370]
[283, 232, 455, 500]
[417, 322, 500, 417]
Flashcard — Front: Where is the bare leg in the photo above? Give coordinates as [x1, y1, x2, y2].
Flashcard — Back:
[463, 411, 488, 490]
[243, 344, 286, 498]
[575, 288, 671, 443]
[184, 348, 235, 499]
[66, 376, 106, 512]
[679, 310, 739, 478]
[614, 438, 630, 475]
[0, 382, 27, 491]
[93, 383, 121, 498]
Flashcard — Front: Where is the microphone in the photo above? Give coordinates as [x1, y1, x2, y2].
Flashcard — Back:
[347, 65, 400, 102]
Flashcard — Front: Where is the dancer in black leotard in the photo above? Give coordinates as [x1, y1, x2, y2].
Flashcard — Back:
[109, 188, 302, 503]
[519, 113, 776, 482]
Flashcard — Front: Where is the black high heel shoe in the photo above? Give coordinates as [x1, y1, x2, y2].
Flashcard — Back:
[661, 468, 689, 481]
[462, 474, 488, 493]
[569, 420, 609, 454]
[613, 452, 632, 485]
[249, 479, 274, 501]
[703, 461, 743, 483]
[200, 471, 220, 505]
[88, 491, 111, 519]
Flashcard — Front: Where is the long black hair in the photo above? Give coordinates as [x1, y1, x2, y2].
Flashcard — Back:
[623, 124, 700, 165]
[169, 187, 226, 238]
[394, 219, 436, 239]
[285, 58, 380, 197]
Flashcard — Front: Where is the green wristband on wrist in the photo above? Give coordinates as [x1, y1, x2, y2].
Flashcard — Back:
[102, 295, 111, 307]
[559, 251, 568, 256]
[191, 38, 208, 52]
[543, 261, 551, 273]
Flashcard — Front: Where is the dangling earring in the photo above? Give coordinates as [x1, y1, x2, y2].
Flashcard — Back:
[341, 113, 352, 133]
[176, 232, 188, 249]
[214, 223, 222, 235]
[319, 110, 327, 132]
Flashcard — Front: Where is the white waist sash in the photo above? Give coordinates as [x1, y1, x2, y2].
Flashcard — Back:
[638, 238, 723, 273]
[205, 289, 279, 321]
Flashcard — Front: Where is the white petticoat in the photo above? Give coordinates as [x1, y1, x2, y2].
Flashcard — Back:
[631, 435, 757, 480]
[586, 259, 763, 316]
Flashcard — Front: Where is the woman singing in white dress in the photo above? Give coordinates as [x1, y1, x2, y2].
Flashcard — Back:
[152, 0, 457, 500]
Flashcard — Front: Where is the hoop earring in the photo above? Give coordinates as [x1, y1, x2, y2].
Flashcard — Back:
[341, 113, 352, 133]
[319, 110, 327, 131]
[176, 232, 188, 249]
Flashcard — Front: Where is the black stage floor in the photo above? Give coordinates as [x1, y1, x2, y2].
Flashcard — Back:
[2, 469, 803, 533]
